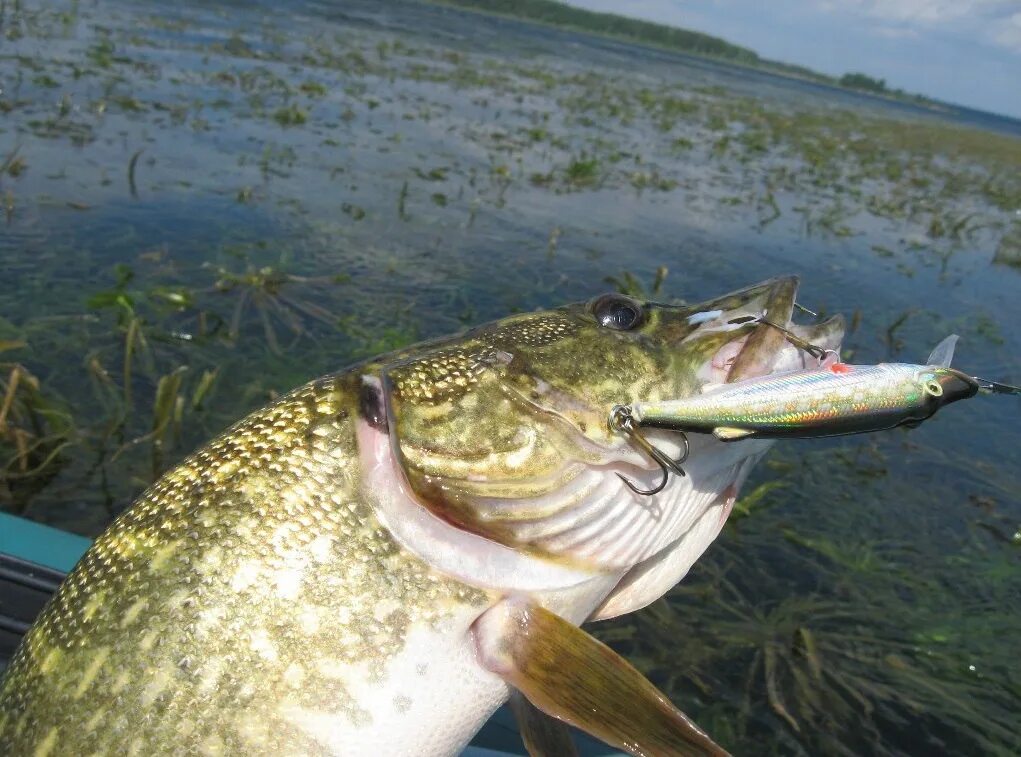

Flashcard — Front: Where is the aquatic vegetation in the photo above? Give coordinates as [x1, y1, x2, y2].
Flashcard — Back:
[564, 154, 600, 188]
[605, 266, 669, 299]
[206, 260, 347, 355]
[1, 149, 27, 178]
[595, 482, 1021, 755]
[992, 222, 1021, 269]
[0, 350, 75, 513]
[273, 103, 308, 127]
[0, 0, 1019, 750]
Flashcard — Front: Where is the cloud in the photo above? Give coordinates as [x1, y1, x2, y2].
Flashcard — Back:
[826, 0, 1008, 24]
[819, 0, 1021, 53]
[872, 26, 920, 39]
[993, 11, 1021, 51]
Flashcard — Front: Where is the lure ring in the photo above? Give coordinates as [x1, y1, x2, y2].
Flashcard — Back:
[609, 404, 689, 496]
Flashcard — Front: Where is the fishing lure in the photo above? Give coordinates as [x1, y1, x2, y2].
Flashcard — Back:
[611, 330, 1020, 494]
[627, 333, 1019, 443]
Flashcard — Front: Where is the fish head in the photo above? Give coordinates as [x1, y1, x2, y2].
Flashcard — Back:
[367, 275, 843, 588]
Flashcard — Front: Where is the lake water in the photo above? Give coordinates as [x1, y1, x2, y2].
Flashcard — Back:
[1, 0, 1019, 753]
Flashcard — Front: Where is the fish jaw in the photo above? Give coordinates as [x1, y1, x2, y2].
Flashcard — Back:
[356, 413, 615, 592]
[362, 276, 843, 578]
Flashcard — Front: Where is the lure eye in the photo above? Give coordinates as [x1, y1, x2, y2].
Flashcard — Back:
[924, 380, 943, 397]
[590, 294, 645, 331]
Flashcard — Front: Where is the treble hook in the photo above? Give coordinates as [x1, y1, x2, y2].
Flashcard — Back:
[609, 404, 689, 496]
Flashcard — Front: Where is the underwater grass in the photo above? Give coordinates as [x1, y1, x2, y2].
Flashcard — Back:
[1, 0, 1019, 752]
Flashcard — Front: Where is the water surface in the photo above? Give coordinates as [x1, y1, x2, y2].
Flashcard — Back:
[1, 0, 1019, 753]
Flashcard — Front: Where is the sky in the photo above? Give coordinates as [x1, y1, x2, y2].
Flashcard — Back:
[560, 0, 1021, 119]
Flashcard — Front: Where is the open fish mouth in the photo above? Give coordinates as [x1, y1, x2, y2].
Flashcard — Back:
[678, 275, 845, 389]
[357, 275, 845, 583]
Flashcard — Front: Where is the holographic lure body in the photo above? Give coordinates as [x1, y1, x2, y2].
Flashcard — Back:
[631, 335, 982, 441]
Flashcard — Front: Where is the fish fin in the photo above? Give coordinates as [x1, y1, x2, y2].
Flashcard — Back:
[510, 690, 579, 757]
[713, 426, 755, 441]
[474, 598, 729, 757]
[926, 334, 959, 368]
[700, 382, 725, 394]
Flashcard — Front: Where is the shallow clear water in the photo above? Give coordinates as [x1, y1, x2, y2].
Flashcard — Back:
[1, 0, 1019, 753]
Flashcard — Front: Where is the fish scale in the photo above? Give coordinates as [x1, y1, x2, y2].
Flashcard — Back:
[0, 276, 811, 756]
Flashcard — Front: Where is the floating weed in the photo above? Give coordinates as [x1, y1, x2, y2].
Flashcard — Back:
[190, 368, 219, 411]
[605, 265, 669, 299]
[564, 154, 600, 188]
[111, 365, 197, 481]
[546, 225, 561, 257]
[207, 261, 348, 355]
[413, 166, 450, 181]
[3, 3, 1021, 748]
[85, 264, 161, 410]
[127, 148, 144, 197]
[670, 136, 694, 153]
[397, 180, 409, 220]
[992, 221, 1021, 269]
[148, 366, 186, 478]
[345, 324, 418, 358]
[273, 103, 308, 127]
[298, 79, 327, 97]
[880, 309, 916, 356]
[0, 358, 75, 512]
[2, 148, 27, 178]
[628, 169, 677, 192]
[342, 202, 366, 220]
[598, 542, 1020, 755]
[728, 480, 787, 524]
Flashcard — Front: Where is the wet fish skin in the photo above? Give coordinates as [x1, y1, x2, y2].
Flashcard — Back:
[0, 277, 821, 755]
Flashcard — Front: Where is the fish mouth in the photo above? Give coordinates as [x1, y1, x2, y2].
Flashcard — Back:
[679, 275, 845, 387]
[359, 276, 846, 580]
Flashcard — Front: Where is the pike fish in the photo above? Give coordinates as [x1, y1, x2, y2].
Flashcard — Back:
[0, 276, 842, 756]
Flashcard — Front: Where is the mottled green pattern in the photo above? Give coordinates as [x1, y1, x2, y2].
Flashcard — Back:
[383, 282, 794, 547]
[0, 279, 797, 753]
[0, 375, 489, 755]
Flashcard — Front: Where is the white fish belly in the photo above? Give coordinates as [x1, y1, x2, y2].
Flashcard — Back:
[280, 604, 509, 756]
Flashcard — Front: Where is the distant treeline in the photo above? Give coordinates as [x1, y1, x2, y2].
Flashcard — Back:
[431, 0, 761, 64]
[840, 72, 889, 94]
[426, 0, 946, 110]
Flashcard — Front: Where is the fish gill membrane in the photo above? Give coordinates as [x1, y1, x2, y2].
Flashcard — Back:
[2, 276, 845, 756]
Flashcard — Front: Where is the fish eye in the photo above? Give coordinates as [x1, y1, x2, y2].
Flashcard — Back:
[924, 379, 943, 397]
[589, 294, 646, 331]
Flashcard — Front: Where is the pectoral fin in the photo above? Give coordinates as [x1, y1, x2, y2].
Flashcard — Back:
[510, 690, 579, 757]
[473, 598, 729, 757]
[713, 426, 755, 441]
